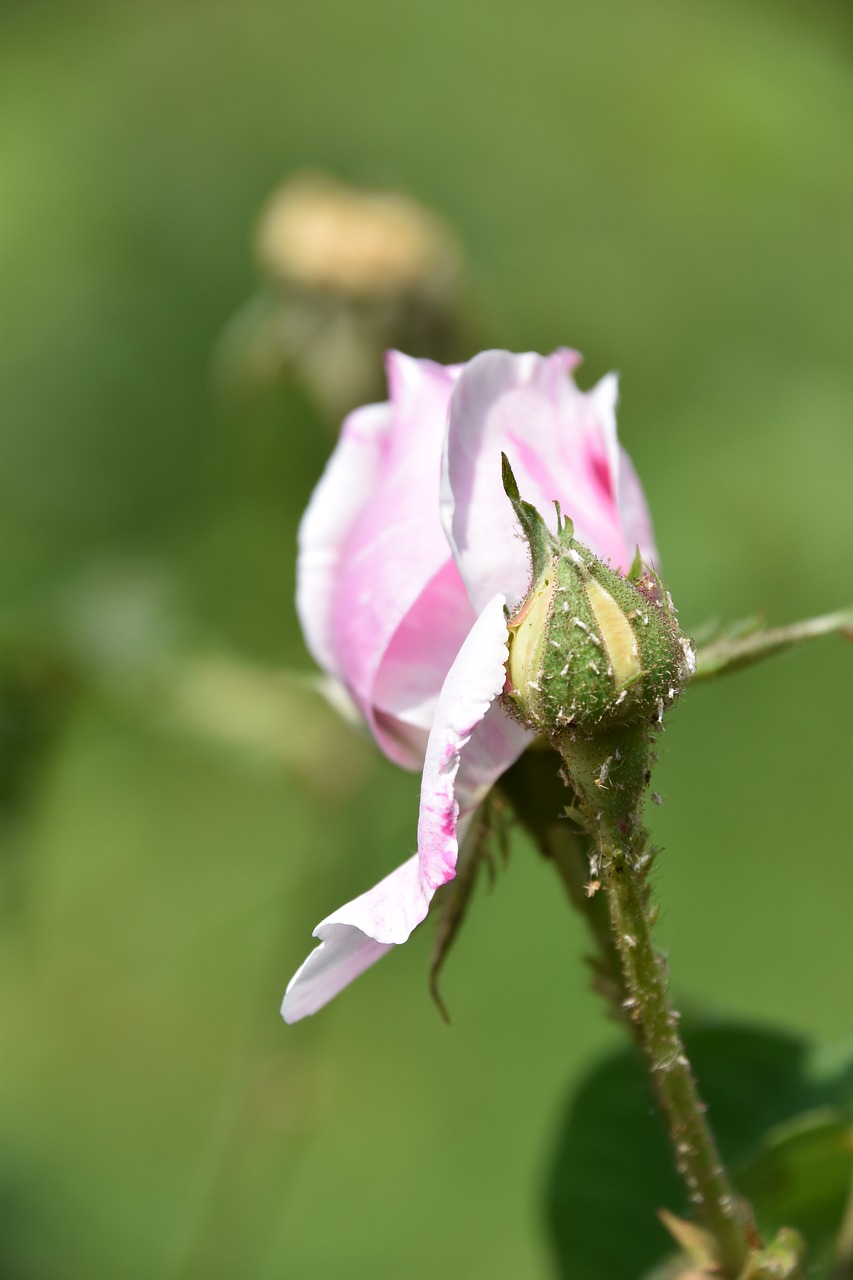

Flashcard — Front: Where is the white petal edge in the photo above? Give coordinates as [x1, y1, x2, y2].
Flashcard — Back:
[416, 595, 533, 889]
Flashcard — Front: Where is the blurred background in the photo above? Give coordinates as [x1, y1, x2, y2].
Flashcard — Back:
[2, 1, 852, 1277]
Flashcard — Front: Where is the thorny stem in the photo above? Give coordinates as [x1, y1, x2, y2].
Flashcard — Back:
[558, 729, 754, 1279]
[548, 829, 635, 1029]
[603, 841, 751, 1275]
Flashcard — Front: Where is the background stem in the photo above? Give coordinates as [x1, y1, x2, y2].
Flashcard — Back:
[693, 607, 853, 682]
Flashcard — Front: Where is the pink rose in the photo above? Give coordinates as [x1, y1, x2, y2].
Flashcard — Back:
[283, 349, 658, 1021]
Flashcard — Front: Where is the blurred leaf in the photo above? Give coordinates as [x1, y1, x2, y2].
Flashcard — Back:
[0, 643, 79, 820]
[545, 1022, 853, 1280]
[738, 1111, 853, 1275]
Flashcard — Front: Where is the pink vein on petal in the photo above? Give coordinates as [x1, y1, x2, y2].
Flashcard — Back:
[417, 594, 533, 892]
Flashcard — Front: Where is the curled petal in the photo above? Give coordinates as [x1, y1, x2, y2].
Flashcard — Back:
[282, 595, 526, 1022]
[280, 860, 413, 1024]
[442, 351, 657, 616]
[441, 349, 580, 612]
[416, 594, 532, 890]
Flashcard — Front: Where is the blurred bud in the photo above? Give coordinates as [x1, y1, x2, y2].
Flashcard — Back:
[215, 172, 471, 423]
[501, 456, 694, 740]
[255, 172, 461, 301]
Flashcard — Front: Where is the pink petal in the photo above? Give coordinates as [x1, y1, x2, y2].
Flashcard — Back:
[281, 595, 527, 1022]
[584, 371, 660, 567]
[280, 860, 413, 1024]
[616, 449, 660, 568]
[296, 400, 393, 679]
[442, 350, 655, 616]
[417, 594, 533, 890]
[328, 353, 462, 765]
[440, 350, 578, 613]
[371, 557, 476, 742]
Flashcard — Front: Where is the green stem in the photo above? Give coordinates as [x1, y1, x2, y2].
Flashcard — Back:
[604, 837, 750, 1274]
[693, 607, 853, 682]
[559, 731, 753, 1278]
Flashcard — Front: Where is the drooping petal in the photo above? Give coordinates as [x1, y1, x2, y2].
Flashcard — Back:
[281, 594, 520, 1022]
[416, 593, 532, 890]
[280, 859, 414, 1024]
[451, 697, 534, 823]
[442, 350, 655, 617]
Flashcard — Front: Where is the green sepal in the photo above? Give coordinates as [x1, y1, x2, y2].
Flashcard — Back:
[627, 544, 644, 583]
[501, 453, 557, 585]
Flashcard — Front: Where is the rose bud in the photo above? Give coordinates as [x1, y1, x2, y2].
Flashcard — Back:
[502, 455, 695, 740]
[225, 172, 469, 421]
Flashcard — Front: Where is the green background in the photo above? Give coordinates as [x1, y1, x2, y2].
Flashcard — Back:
[2, 1, 851, 1277]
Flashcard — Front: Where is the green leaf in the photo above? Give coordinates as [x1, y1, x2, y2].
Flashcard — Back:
[544, 1021, 852, 1280]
